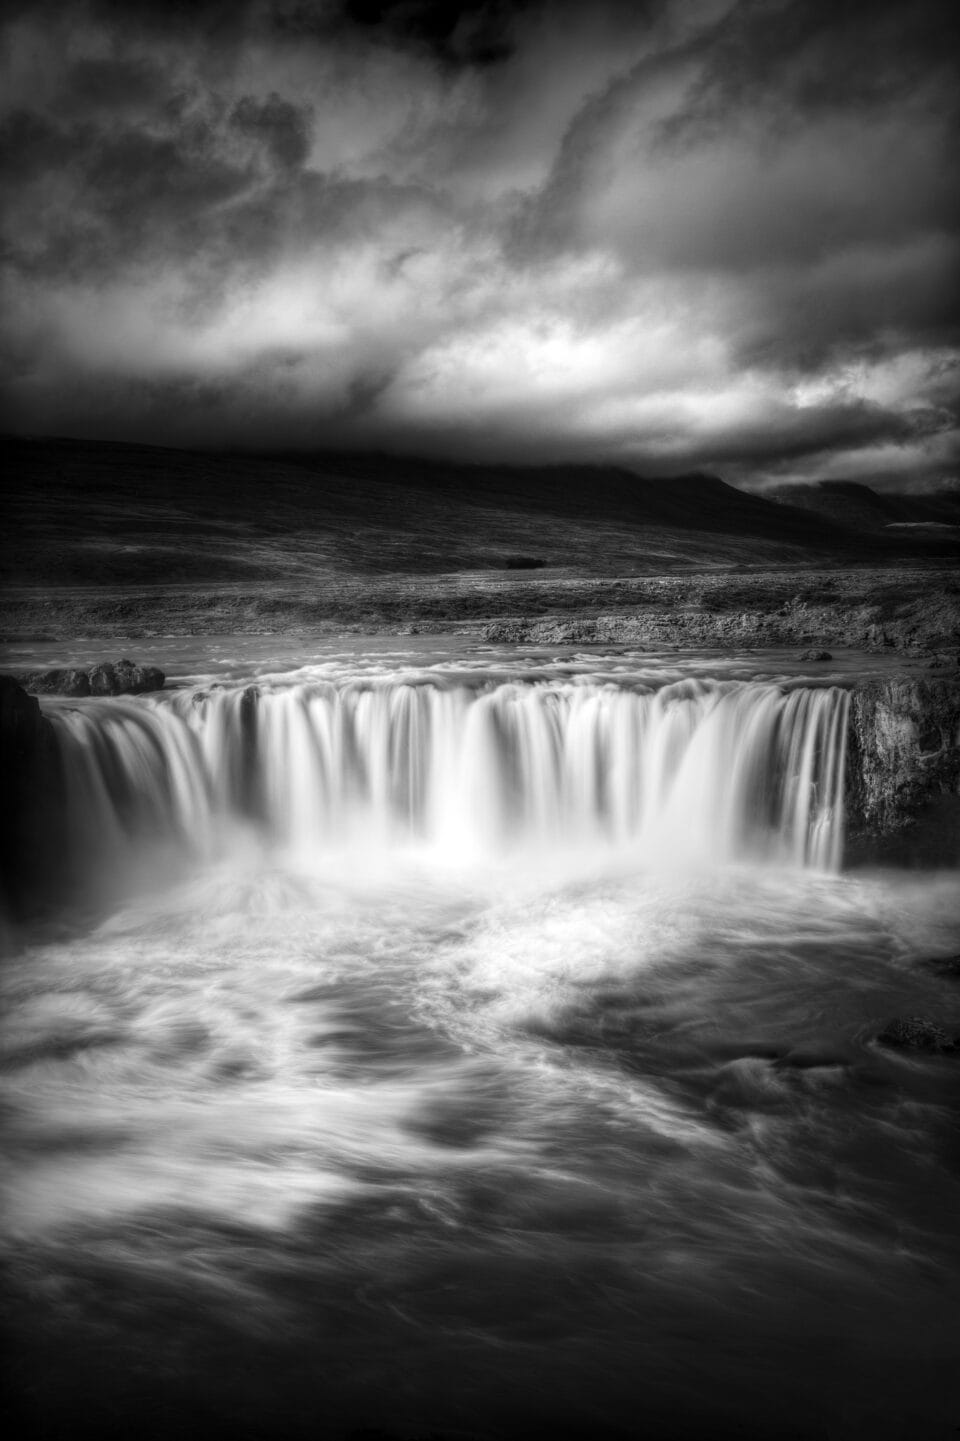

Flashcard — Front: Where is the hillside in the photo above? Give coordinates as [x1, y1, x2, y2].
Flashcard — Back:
[2, 435, 957, 645]
[765, 479, 960, 534]
[4, 435, 952, 592]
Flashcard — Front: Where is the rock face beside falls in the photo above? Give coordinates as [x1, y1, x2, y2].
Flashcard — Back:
[845, 677, 960, 861]
[19, 659, 165, 696]
[0, 676, 65, 923]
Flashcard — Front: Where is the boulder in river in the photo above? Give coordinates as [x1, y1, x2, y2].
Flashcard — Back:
[23, 667, 91, 696]
[799, 649, 833, 662]
[88, 662, 118, 695]
[22, 660, 165, 696]
[133, 664, 166, 694]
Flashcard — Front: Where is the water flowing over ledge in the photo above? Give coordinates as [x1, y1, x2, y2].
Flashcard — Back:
[52, 676, 850, 878]
[2, 660, 959, 1441]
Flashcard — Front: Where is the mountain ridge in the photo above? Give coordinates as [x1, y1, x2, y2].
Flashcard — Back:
[5, 433, 954, 591]
[764, 479, 960, 533]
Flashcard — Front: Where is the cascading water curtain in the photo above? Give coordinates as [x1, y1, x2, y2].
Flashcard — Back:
[49, 679, 851, 873]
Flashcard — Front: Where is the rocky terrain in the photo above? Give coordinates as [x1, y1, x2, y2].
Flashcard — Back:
[845, 676, 960, 865]
[18, 659, 165, 696]
[480, 569, 960, 656]
[4, 568, 959, 655]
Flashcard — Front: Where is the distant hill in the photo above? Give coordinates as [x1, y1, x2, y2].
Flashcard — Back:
[765, 479, 960, 534]
[2, 435, 956, 589]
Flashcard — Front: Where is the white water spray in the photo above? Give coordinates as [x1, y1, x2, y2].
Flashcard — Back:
[48, 677, 850, 874]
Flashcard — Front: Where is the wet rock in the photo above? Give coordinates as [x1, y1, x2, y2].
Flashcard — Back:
[88, 662, 118, 695]
[799, 649, 833, 661]
[864, 623, 894, 649]
[22, 667, 90, 696]
[0, 675, 46, 761]
[21, 660, 165, 696]
[137, 665, 165, 693]
[89, 659, 155, 695]
[113, 658, 139, 691]
[112, 658, 165, 693]
[482, 618, 533, 643]
[845, 677, 960, 841]
[0, 676, 67, 923]
[876, 1016, 958, 1051]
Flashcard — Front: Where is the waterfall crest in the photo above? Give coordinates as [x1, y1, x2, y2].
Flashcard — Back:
[49, 677, 850, 874]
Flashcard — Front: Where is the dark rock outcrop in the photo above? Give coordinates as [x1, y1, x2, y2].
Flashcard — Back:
[845, 678, 960, 851]
[89, 659, 165, 695]
[799, 649, 832, 661]
[23, 667, 91, 696]
[88, 662, 117, 695]
[21, 659, 165, 696]
[484, 618, 533, 644]
[0, 676, 67, 924]
[481, 581, 960, 654]
[876, 1017, 958, 1051]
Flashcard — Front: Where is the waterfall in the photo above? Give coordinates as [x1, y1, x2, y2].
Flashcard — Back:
[47, 677, 850, 876]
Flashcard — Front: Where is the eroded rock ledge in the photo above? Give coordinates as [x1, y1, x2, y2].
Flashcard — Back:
[481, 595, 960, 654]
[845, 677, 960, 862]
[0, 676, 64, 924]
[18, 659, 165, 696]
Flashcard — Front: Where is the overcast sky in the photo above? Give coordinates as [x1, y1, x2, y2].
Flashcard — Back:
[1, 0, 956, 486]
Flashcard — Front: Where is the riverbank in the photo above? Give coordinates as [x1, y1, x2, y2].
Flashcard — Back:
[3, 565, 959, 657]
[481, 567, 960, 655]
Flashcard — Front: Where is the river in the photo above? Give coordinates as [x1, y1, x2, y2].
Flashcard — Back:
[2, 641, 959, 1440]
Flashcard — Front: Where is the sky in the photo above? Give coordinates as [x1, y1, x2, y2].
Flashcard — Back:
[0, 0, 957, 488]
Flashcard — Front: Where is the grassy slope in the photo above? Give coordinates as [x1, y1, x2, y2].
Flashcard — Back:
[5, 434, 946, 590]
[2, 435, 957, 641]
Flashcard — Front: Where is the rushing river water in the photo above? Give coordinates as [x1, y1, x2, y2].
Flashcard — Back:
[2, 643, 960, 1441]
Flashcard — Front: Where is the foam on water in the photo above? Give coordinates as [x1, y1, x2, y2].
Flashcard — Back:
[4, 652, 959, 1440]
[47, 671, 850, 896]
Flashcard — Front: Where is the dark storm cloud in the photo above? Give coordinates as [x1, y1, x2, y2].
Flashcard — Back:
[0, 0, 956, 484]
[230, 93, 313, 170]
[61, 55, 169, 113]
[335, 0, 524, 66]
[518, 2, 956, 284]
[668, 0, 959, 126]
